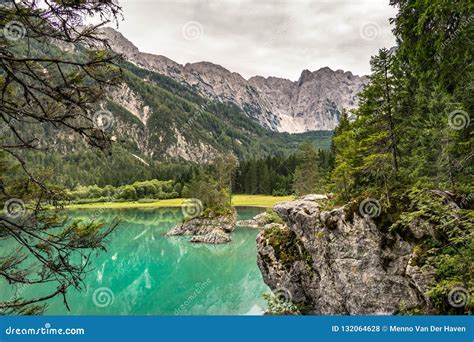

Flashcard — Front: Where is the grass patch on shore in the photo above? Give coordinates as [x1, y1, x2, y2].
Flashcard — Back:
[64, 195, 295, 210]
[231, 195, 294, 207]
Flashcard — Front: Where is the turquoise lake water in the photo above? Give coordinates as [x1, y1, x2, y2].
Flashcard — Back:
[1, 207, 270, 315]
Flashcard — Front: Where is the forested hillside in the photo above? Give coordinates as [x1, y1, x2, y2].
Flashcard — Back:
[4, 41, 332, 188]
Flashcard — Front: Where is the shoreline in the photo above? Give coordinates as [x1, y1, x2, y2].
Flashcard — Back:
[64, 195, 295, 210]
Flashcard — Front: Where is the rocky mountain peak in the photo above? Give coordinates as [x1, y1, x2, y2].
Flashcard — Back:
[99, 27, 140, 59]
[185, 61, 230, 73]
[99, 27, 368, 133]
[315, 66, 334, 74]
[298, 69, 314, 85]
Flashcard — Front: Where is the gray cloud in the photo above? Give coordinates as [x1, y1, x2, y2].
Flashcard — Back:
[112, 0, 397, 80]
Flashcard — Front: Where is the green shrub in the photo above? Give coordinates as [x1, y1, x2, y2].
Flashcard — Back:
[263, 226, 313, 271]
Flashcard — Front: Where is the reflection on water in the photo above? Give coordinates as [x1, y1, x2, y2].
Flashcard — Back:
[1, 207, 270, 315]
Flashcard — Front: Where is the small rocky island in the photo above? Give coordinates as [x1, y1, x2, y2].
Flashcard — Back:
[167, 205, 288, 244]
[167, 208, 237, 244]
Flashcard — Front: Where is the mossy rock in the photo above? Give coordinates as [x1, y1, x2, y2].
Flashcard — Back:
[264, 226, 313, 271]
[262, 208, 284, 225]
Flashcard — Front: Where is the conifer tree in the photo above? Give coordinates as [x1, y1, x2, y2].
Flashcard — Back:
[331, 49, 401, 201]
[293, 141, 319, 196]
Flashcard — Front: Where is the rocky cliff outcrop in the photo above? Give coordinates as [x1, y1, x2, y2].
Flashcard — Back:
[256, 195, 435, 315]
[110, 83, 152, 125]
[99, 28, 368, 133]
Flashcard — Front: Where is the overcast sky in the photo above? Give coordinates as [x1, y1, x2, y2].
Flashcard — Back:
[109, 0, 397, 80]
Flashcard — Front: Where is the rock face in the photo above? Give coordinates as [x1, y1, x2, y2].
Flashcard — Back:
[167, 210, 237, 244]
[110, 83, 152, 125]
[99, 28, 368, 133]
[256, 195, 434, 315]
[248, 69, 366, 132]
